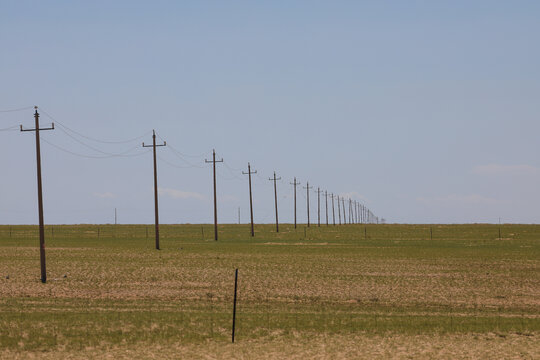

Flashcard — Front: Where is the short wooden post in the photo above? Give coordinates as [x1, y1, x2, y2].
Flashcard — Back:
[232, 268, 238, 343]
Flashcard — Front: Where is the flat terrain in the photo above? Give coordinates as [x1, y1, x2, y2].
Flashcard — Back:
[1, 224, 539, 359]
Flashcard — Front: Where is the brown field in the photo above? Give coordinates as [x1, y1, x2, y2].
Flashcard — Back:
[0, 223, 539, 359]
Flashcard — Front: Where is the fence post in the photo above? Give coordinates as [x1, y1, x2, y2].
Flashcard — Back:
[232, 268, 239, 343]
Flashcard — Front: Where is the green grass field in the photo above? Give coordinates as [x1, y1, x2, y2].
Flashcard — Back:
[1, 223, 539, 359]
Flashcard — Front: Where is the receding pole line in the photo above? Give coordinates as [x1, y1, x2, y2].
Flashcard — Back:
[20, 106, 54, 283]
[205, 149, 223, 241]
[268, 172, 281, 232]
[303, 182, 313, 227]
[290, 177, 300, 229]
[143, 130, 166, 250]
[242, 163, 257, 237]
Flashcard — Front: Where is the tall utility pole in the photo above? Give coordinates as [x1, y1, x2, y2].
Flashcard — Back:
[331, 193, 336, 226]
[115, 208, 117, 225]
[143, 130, 166, 250]
[205, 149, 223, 241]
[268, 172, 281, 232]
[337, 196, 341, 225]
[242, 163, 257, 237]
[342, 197, 347, 224]
[325, 191, 328, 226]
[316, 187, 322, 227]
[21, 106, 54, 283]
[303, 182, 313, 227]
[290, 178, 300, 229]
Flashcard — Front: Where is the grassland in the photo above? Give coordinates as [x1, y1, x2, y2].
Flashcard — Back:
[1, 223, 539, 359]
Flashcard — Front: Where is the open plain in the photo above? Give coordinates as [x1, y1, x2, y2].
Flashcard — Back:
[1, 223, 539, 359]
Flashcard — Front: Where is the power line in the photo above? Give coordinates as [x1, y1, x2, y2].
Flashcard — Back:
[42, 137, 149, 159]
[40, 109, 152, 144]
[0, 106, 34, 113]
[0, 125, 19, 131]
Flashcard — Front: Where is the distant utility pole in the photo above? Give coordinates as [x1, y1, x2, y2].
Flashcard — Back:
[316, 187, 322, 227]
[354, 201, 358, 224]
[325, 191, 329, 226]
[342, 197, 347, 224]
[303, 182, 313, 227]
[331, 193, 336, 226]
[337, 196, 342, 225]
[242, 163, 257, 237]
[238, 207, 240, 225]
[268, 172, 281, 232]
[205, 149, 223, 241]
[143, 130, 166, 250]
[115, 208, 117, 225]
[21, 106, 54, 283]
[290, 178, 300, 229]
[349, 199, 353, 224]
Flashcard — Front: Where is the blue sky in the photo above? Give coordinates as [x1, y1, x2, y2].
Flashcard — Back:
[1, 1, 539, 224]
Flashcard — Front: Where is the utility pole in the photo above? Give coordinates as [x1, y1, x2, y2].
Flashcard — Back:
[354, 201, 358, 224]
[316, 187, 322, 227]
[114, 208, 117, 225]
[205, 149, 223, 241]
[331, 193, 336, 226]
[342, 197, 347, 224]
[268, 172, 281, 232]
[143, 130, 166, 250]
[290, 178, 300, 229]
[238, 207, 240, 225]
[21, 106, 54, 283]
[303, 182, 313, 227]
[337, 196, 341, 225]
[325, 191, 328, 226]
[242, 163, 257, 237]
[348, 199, 351, 224]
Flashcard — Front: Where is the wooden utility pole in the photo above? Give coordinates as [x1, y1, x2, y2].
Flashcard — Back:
[331, 193, 336, 226]
[242, 163, 257, 237]
[143, 130, 166, 250]
[290, 178, 300, 229]
[205, 149, 223, 241]
[303, 182, 313, 227]
[349, 199, 352, 224]
[325, 191, 328, 226]
[316, 187, 322, 227]
[21, 106, 54, 283]
[268, 172, 281, 232]
[337, 195, 341, 225]
[342, 197, 347, 224]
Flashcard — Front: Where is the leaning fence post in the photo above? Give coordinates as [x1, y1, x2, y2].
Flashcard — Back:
[232, 268, 239, 343]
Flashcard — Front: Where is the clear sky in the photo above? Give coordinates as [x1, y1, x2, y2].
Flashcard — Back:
[1, 1, 539, 224]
